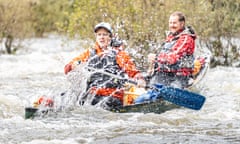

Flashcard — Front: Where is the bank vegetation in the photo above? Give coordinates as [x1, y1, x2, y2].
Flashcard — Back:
[0, 0, 240, 67]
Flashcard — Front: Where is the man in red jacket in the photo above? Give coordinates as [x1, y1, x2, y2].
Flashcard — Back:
[148, 11, 196, 88]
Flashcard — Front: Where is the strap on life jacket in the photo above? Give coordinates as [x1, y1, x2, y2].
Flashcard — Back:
[86, 49, 126, 101]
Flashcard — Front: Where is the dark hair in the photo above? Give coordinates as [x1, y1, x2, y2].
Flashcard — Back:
[171, 11, 185, 22]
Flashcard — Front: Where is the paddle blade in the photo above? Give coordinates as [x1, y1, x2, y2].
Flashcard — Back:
[157, 85, 206, 110]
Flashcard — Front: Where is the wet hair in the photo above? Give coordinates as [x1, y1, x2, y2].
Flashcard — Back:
[171, 11, 185, 22]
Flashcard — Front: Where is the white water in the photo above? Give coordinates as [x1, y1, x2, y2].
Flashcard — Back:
[0, 35, 240, 144]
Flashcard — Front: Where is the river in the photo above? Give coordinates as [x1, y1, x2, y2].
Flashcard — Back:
[0, 35, 240, 144]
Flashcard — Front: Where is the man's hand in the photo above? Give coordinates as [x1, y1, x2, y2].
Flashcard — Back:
[136, 79, 146, 88]
[134, 73, 146, 88]
[147, 53, 156, 75]
[64, 64, 72, 74]
[158, 53, 178, 65]
[148, 53, 156, 64]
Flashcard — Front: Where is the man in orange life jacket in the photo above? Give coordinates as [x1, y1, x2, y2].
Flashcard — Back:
[147, 11, 196, 89]
[64, 22, 143, 110]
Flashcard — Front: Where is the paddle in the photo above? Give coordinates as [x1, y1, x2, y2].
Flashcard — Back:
[86, 66, 137, 84]
[152, 84, 205, 110]
[134, 84, 206, 110]
[86, 66, 206, 110]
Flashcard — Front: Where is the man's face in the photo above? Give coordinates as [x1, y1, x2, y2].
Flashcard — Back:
[95, 28, 111, 49]
[169, 15, 184, 34]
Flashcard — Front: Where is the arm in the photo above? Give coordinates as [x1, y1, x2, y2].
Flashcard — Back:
[64, 49, 91, 74]
[69, 49, 91, 65]
[116, 51, 140, 78]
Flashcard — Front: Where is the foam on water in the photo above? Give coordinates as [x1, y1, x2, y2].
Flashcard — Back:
[0, 35, 240, 144]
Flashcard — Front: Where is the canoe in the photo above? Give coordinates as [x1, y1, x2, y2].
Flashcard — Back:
[25, 54, 210, 119]
[25, 99, 180, 119]
[110, 99, 180, 114]
[25, 84, 205, 119]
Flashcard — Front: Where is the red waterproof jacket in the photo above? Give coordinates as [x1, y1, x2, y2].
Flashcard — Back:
[157, 26, 196, 76]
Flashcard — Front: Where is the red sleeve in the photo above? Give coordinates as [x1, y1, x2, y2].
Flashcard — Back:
[158, 34, 195, 65]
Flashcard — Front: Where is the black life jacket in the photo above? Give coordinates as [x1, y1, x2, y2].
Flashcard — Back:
[86, 49, 125, 90]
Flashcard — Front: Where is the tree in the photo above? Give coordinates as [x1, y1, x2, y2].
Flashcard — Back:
[60, 0, 240, 67]
[0, 0, 34, 54]
[31, 0, 72, 37]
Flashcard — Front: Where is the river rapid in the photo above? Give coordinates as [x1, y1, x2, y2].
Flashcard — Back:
[0, 35, 240, 144]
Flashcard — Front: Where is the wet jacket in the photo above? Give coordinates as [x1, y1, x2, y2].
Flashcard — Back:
[68, 42, 140, 102]
[155, 26, 196, 76]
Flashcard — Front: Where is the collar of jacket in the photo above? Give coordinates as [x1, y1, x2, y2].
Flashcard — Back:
[94, 42, 105, 56]
[168, 28, 184, 36]
[166, 26, 196, 41]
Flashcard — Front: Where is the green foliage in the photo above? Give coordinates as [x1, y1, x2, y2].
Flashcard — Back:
[61, 0, 240, 67]
[1, 0, 240, 67]
[63, 0, 168, 44]
[0, 0, 33, 53]
[197, 0, 240, 66]
[31, 0, 72, 37]
[0, 0, 33, 37]
[0, 0, 72, 53]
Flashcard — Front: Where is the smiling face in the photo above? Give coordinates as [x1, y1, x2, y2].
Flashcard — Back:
[169, 15, 185, 34]
[95, 28, 111, 49]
